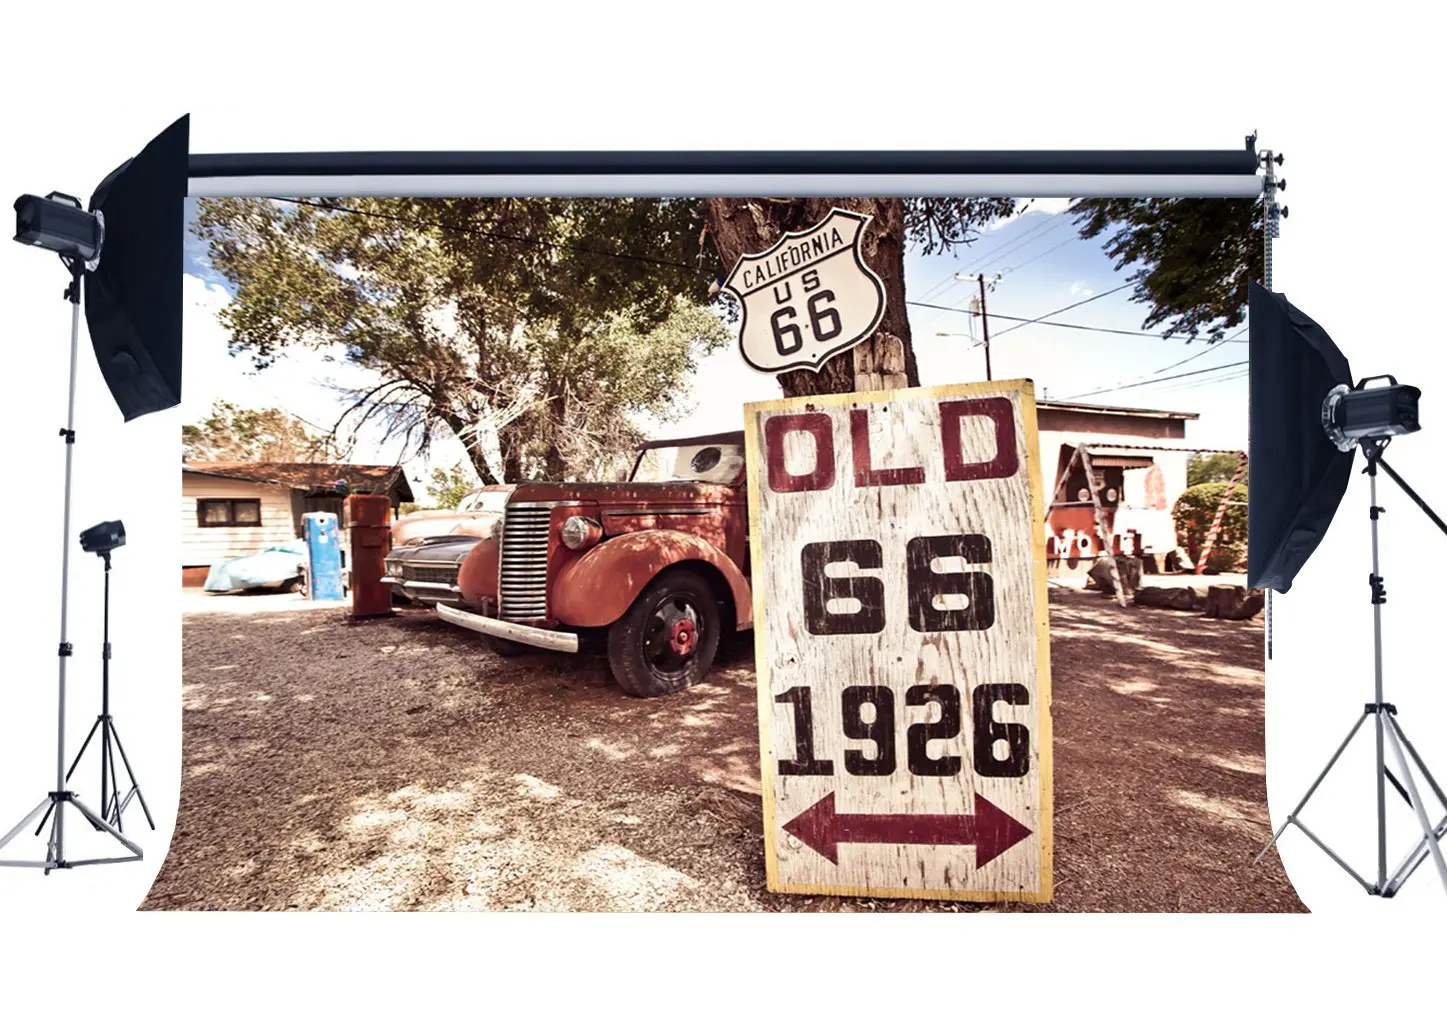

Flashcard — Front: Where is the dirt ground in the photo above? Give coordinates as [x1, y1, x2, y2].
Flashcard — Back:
[142, 588, 1305, 912]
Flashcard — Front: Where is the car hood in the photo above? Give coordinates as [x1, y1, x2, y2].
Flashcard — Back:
[392, 510, 500, 544]
[387, 536, 481, 564]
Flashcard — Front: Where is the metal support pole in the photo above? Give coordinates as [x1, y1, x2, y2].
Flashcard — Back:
[1366, 464, 1388, 891]
[1260, 143, 1280, 661]
[0, 261, 143, 872]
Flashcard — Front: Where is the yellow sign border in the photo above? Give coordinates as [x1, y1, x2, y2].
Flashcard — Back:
[742, 377, 1054, 903]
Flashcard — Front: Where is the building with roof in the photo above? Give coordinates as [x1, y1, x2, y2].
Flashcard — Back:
[181, 461, 414, 583]
[1036, 400, 1215, 568]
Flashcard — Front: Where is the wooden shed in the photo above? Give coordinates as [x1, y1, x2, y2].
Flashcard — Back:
[181, 461, 414, 586]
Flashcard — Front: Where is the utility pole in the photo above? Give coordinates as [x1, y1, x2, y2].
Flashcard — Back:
[956, 272, 1001, 381]
[976, 273, 994, 381]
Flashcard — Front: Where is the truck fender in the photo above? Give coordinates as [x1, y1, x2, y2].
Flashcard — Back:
[457, 537, 500, 603]
[552, 530, 752, 631]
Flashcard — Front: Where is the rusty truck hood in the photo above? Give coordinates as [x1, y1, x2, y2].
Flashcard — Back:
[508, 481, 741, 505]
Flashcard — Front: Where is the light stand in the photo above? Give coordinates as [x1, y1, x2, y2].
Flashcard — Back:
[0, 260, 142, 873]
[1256, 437, 1447, 897]
[54, 546, 154, 833]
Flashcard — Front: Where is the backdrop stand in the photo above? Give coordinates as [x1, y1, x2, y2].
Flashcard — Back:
[1255, 438, 1447, 897]
[0, 263, 142, 873]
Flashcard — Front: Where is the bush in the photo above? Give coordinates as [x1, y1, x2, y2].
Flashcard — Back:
[1173, 481, 1248, 573]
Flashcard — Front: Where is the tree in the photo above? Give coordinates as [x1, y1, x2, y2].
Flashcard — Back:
[193, 197, 725, 483]
[1068, 198, 1260, 342]
[704, 198, 1015, 396]
[1173, 481, 1249, 572]
[425, 463, 475, 510]
[1188, 451, 1248, 487]
[182, 399, 333, 461]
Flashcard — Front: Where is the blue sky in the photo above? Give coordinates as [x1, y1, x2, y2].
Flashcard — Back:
[181, 199, 1250, 501]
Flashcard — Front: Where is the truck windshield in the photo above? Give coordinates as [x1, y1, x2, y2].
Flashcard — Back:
[631, 443, 745, 485]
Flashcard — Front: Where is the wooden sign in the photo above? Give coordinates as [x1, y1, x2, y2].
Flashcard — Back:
[721, 208, 886, 375]
[742, 379, 1052, 902]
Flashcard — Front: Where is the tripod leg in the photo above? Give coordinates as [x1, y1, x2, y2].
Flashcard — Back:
[65, 717, 101, 783]
[1255, 710, 1370, 865]
[106, 731, 122, 834]
[33, 802, 53, 838]
[0, 798, 53, 853]
[1383, 719, 1447, 896]
[66, 797, 141, 859]
[108, 724, 154, 830]
[1389, 715, 1447, 810]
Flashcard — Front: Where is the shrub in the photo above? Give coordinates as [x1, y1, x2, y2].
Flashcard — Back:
[1173, 481, 1248, 573]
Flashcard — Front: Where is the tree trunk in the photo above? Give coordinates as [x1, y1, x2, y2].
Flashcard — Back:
[705, 198, 918, 397]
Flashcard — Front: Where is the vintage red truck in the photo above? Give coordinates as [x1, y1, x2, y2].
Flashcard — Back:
[387, 432, 752, 697]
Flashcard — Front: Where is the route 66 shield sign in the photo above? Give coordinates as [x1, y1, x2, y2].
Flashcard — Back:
[721, 208, 887, 374]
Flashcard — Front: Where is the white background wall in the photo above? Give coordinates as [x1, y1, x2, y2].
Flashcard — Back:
[1, 2, 1443, 1005]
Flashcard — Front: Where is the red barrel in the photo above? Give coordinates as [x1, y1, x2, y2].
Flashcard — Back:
[345, 494, 394, 618]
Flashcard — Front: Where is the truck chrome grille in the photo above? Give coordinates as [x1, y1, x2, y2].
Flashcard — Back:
[498, 500, 556, 620]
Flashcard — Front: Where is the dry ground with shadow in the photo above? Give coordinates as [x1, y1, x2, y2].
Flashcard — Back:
[142, 588, 1304, 912]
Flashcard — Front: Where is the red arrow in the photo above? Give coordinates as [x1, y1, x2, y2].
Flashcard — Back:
[782, 792, 1032, 868]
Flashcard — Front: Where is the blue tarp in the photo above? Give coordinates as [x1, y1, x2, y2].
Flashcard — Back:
[203, 540, 306, 593]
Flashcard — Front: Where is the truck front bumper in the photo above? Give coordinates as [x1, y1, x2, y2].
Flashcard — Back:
[435, 603, 580, 654]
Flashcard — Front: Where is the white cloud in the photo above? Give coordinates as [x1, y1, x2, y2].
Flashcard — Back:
[986, 196, 1076, 231]
[1068, 281, 1094, 298]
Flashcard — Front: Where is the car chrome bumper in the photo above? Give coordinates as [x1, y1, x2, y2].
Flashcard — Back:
[435, 603, 580, 654]
[382, 575, 462, 601]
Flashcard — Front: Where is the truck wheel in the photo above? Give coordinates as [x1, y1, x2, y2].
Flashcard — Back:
[484, 635, 530, 657]
[607, 570, 720, 697]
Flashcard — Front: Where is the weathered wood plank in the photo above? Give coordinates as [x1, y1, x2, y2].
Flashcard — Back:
[743, 379, 1053, 902]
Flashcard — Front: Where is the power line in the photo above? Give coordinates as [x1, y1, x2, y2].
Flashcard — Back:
[1068, 359, 1249, 398]
[912, 301, 1166, 340]
[988, 281, 1136, 339]
[957, 208, 1071, 277]
[273, 197, 700, 272]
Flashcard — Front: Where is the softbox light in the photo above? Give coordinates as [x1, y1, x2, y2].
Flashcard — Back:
[1247, 280, 1356, 592]
[84, 115, 189, 421]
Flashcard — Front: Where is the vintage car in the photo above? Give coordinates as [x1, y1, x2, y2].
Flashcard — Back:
[425, 432, 752, 697]
[390, 484, 514, 546]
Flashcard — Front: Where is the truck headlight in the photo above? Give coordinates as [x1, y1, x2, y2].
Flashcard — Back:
[385, 559, 403, 576]
[560, 515, 602, 551]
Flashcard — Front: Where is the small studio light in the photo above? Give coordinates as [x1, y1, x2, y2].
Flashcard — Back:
[79, 519, 126, 556]
[13, 192, 104, 266]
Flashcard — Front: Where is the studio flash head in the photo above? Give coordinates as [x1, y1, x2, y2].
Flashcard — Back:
[13, 192, 104, 266]
[80, 519, 126, 556]
[1322, 376, 1422, 452]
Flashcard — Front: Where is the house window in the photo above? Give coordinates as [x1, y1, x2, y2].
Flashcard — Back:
[197, 498, 262, 528]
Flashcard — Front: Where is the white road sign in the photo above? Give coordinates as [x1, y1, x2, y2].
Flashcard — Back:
[721, 208, 886, 375]
[743, 379, 1053, 901]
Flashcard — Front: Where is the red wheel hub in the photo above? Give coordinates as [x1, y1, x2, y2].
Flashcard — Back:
[669, 617, 697, 656]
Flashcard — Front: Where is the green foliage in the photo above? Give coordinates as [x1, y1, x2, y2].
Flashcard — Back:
[182, 399, 332, 461]
[1069, 198, 1261, 341]
[192, 197, 728, 482]
[901, 198, 1019, 254]
[1173, 480, 1249, 572]
[1188, 452, 1248, 487]
[425, 463, 475, 510]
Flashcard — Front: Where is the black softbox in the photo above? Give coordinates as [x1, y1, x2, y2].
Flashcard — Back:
[84, 115, 189, 421]
[1247, 281, 1356, 592]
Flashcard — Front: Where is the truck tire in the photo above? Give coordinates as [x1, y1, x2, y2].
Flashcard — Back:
[484, 634, 531, 657]
[607, 570, 720, 697]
